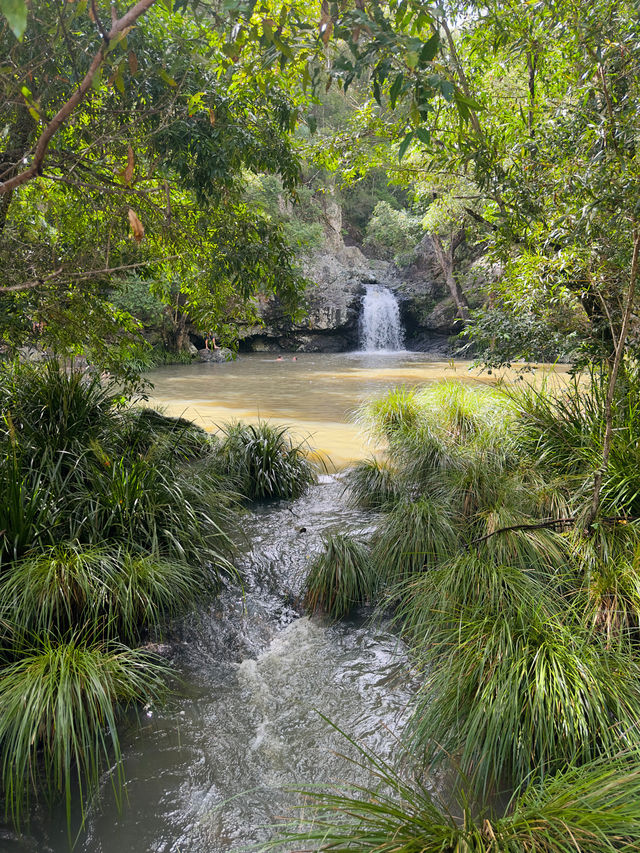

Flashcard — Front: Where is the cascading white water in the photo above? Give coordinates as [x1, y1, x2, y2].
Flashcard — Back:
[359, 285, 405, 351]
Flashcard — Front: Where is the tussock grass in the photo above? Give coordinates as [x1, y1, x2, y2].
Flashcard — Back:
[345, 457, 402, 510]
[0, 638, 168, 829]
[0, 358, 123, 456]
[355, 385, 422, 442]
[303, 534, 375, 620]
[216, 420, 316, 500]
[393, 553, 555, 648]
[0, 544, 213, 644]
[372, 496, 457, 582]
[411, 603, 640, 794]
[266, 734, 640, 853]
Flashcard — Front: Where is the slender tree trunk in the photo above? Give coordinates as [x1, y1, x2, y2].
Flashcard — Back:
[584, 229, 640, 531]
[175, 313, 189, 352]
[431, 233, 470, 322]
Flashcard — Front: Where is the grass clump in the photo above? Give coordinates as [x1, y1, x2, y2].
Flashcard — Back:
[303, 534, 375, 620]
[0, 638, 167, 829]
[346, 457, 402, 510]
[0, 544, 214, 645]
[411, 603, 640, 794]
[268, 735, 640, 852]
[215, 420, 316, 500]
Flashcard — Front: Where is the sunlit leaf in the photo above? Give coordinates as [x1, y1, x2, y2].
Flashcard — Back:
[1, 0, 27, 39]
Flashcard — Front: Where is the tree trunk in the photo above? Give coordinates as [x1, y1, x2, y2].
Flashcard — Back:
[0, 108, 36, 234]
[431, 233, 470, 322]
[175, 313, 189, 352]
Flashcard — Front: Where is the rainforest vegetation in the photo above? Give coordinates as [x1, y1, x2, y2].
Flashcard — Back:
[3, 0, 640, 849]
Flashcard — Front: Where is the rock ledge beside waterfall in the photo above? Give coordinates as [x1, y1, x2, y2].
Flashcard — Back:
[237, 238, 482, 355]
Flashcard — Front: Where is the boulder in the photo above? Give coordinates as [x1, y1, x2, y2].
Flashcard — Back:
[197, 347, 232, 363]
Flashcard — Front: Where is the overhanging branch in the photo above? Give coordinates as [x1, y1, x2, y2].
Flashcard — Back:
[0, 0, 158, 197]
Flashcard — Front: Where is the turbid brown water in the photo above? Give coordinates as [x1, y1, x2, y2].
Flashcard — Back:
[147, 352, 565, 468]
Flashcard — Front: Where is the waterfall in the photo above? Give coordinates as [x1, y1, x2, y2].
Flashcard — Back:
[359, 285, 405, 351]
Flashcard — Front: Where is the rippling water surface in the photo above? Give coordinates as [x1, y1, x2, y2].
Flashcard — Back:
[8, 478, 413, 853]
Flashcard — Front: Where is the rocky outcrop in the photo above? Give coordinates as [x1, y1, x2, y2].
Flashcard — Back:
[197, 347, 233, 363]
[237, 204, 486, 354]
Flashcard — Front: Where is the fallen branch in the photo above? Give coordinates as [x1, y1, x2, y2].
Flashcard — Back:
[469, 517, 576, 547]
[0, 0, 158, 196]
[468, 514, 640, 548]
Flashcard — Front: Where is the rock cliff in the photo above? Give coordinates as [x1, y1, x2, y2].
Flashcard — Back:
[237, 204, 485, 354]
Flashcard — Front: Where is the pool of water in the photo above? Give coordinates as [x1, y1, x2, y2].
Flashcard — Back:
[146, 352, 560, 468]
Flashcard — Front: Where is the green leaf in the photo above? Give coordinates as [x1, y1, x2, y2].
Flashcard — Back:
[398, 130, 414, 160]
[415, 127, 430, 145]
[389, 72, 404, 109]
[159, 68, 178, 87]
[455, 90, 484, 111]
[1, 0, 27, 40]
[419, 33, 439, 66]
[91, 67, 103, 91]
[373, 79, 381, 105]
[439, 80, 455, 102]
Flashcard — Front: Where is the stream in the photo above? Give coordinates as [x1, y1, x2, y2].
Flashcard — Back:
[3, 353, 565, 852]
[5, 476, 413, 853]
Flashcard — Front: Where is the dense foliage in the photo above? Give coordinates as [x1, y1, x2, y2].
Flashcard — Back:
[291, 375, 640, 850]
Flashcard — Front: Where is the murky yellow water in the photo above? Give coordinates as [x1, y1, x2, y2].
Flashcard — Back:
[147, 352, 567, 469]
